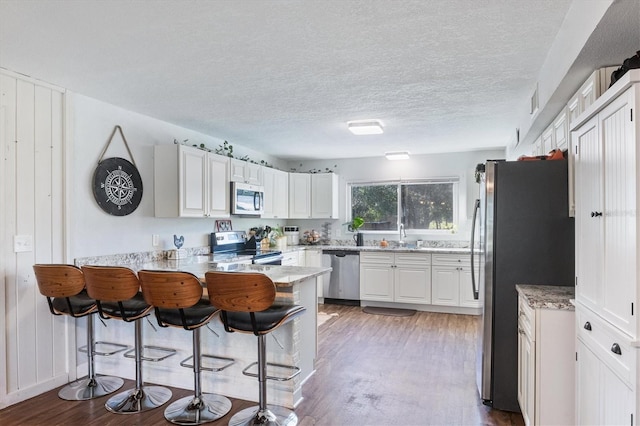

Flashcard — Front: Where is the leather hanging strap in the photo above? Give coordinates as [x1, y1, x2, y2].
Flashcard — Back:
[97, 125, 137, 167]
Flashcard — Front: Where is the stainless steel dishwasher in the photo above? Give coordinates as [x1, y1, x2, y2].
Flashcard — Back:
[321, 250, 360, 305]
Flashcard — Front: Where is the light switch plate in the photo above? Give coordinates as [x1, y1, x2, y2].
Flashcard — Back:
[14, 235, 33, 252]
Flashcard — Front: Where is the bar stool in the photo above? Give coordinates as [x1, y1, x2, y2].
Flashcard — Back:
[138, 270, 233, 425]
[205, 271, 306, 426]
[82, 265, 173, 414]
[32, 264, 125, 400]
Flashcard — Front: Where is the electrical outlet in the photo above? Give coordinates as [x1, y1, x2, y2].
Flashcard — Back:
[152, 234, 160, 247]
[14, 235, 33, 252]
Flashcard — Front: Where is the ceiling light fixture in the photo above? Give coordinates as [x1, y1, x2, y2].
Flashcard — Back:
[385, 151, 410, 161]
[347, 120, 384, 135]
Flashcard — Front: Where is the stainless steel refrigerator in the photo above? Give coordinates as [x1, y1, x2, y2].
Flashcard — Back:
[471, 159, 575, 412]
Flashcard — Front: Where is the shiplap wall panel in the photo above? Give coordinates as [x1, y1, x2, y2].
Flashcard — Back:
[16, 79, 37, 389]
[0, 74, 18, 400]
[2, 74, 19, 395]
[1, 71, 66, 405]
[34, 85, 56, 383]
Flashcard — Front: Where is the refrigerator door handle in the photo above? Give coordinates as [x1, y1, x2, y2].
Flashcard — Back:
[470, 198, 480, 300]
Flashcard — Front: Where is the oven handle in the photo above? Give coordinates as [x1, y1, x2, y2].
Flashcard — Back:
[253, 255, 283, 265]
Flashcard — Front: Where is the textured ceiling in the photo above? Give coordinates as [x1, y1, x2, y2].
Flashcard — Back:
[0, 0, 577, 159]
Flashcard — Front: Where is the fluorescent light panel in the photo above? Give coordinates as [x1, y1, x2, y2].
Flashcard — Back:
[347, 120, 383, 135]
[385, 151, 410, 160]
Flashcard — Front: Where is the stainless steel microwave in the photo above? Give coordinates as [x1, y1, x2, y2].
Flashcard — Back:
[231, 182, 264, 215]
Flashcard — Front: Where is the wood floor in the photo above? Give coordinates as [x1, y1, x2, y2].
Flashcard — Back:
[0, 305, 523, 425]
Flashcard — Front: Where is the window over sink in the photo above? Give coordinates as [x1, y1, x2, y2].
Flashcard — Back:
[349, 178, 459, 232]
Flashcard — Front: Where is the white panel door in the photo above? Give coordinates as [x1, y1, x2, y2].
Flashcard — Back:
[431, 265, 459, 306]
[288, 173, 311, 219]
[600, 90, 636, 336]
[360, 263, 394, 302]
[179, 146, 206, 217]
[394, 265, 431, 304]
[573, 115, 601, 310]
[207, 154, 230, 217]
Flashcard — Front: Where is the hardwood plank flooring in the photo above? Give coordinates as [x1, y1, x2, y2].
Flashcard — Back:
[0, 305, 523, 425]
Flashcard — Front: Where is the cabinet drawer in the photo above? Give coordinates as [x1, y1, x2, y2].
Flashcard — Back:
[518, 295, 535, 340]
[576, 306, 634, 388]
[394, 253, 431, 266]
[432, 254, 470, 266]
[360, 251, 394, 264]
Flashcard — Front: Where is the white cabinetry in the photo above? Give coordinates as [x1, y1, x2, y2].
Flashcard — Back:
[360, 252, 431, 304]
[576, 306, 634, 426]
[154, 145, 230, 218]
[282, 250, 302, 266]
[311, 173, 339, 219]
[574, 84, 636, 336]
[431, 254, 480, 308]
[572, 70, 639, 424]
[230, 158, 262, 185]
[305, 248, 323, 297]
[516, 293, 574, 426]
[262, 167, 289, 219]
[289, 172, 339, 219]
[288, 173, 311, 218]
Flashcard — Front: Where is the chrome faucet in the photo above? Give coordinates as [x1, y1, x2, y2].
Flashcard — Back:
[399, 223, 407, 246]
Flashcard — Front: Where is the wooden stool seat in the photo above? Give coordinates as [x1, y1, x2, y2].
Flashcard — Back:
[33, 264, 124, 401]
[138, 270, 233, 425]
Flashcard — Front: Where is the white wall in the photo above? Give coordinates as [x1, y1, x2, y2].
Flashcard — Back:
[70, 93, 287, 258]
[285, 149, 505, 244]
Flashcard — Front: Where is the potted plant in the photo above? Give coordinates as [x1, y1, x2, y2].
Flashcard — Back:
[345, 216, 365, 246]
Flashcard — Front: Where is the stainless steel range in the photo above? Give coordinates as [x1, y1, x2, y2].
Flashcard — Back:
[210, 231, 283, 266]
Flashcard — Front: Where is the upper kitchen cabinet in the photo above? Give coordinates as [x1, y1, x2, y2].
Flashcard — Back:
[154, 144, 230, 218]
[311, 173, 339, 219]
[289, 172, 311, 218]
[262, 167, 289, 219]
[230, 158, 262, 185]
[289, 172, 339, 219]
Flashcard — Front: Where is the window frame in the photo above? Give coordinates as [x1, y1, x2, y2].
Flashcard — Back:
[347, 177, 460, 234]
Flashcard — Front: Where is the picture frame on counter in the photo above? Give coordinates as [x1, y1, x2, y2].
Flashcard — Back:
[215, 219, 233, 232]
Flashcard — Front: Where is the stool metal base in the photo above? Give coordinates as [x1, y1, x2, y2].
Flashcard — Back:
[105, 385, 172, 414]
[164, 394, 232, 425]
[58, 375, 124, 401]
[229, 406, 298, 426]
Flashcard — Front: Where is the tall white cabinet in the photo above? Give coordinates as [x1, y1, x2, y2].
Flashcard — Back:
[572, 69, 639, 425]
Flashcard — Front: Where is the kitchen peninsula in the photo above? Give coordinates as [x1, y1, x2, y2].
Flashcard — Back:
[74, 253, 330, 409]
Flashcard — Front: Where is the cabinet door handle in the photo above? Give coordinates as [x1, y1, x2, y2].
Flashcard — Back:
[583, 322, 592, 331]
[611, 343, 622, 355]
[517, 327, 525, 335]
[591, 211, 603, 217]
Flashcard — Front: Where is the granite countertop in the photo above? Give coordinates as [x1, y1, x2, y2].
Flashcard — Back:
[285, 245, 474, 255]
[137, 258, 331, 286]
[516, 284, 575, 311]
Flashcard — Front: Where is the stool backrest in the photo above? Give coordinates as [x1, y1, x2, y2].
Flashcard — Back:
[81, 265, 140, 302]
[138, 270, 203, 309]
[33, 264, 85, 298]
[205, 271, 276, 313]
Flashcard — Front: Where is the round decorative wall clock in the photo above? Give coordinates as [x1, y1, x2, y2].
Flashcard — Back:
[92, 157, 143, 216]
[92, 125, 143, 216]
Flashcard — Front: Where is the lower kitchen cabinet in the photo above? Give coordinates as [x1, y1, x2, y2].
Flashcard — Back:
[360, 252, 431, 304]
[431, 254, 480, 308]
[575, 304, 635, 426]
[516, 292, 574, 426]
[305, 248, 323, 297]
